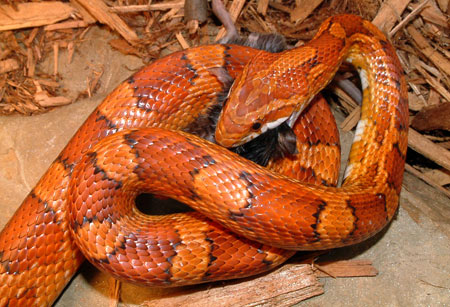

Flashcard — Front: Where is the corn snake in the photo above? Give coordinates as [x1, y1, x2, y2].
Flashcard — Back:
[0, 14, 408, 306]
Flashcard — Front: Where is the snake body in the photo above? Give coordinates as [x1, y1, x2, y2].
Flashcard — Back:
[0, 15, 407, 306]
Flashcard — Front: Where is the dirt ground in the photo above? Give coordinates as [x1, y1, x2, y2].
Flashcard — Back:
[0, 26, 449, 306]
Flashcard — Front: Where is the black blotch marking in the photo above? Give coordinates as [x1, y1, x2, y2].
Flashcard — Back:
[30, 192, 60, 223]
[86, 151, 124, 192]
[43, 200, 56, 216]
[180, 53, 188, 61]
[0, 251, 11, 274]
[394, 78, 402, 92]
[310, 201, 327, 241]
[307, 138, 321, 146]
[124, 132, 140, 159]
[397, 120, 407, 132]
[262, 258, 273, 266]
[82, 216, 94, 227]
[136, 97, 160, 113]
[379, 39, 391, 54]
[188, 187, 201, 201]
[205, 236, 218, 268]
[238, 171, 257, 209]
[301, 166, 317, 180]
[321, 179, 330, 187]
[201, 155, 216, 167]
[95, 111, 117, 129]
[229, 209, 244, 221]
[188, 167, 200, 182]
[345, 199, 359, 238]
[55, 155, 75, 172]
[392, 142, 406, 160]
[186, 63, 198, 84]
[127, 75, 135, 84]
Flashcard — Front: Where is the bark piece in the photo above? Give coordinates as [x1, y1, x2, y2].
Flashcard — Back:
[408, 129, 450, 172]
[372, 0, 411, 33]
[0, 59, 20, 74]
[75, 0, 139, 45]
[411, 103, 450, 132]
[407, 25, 450, 76]
[290, 0, 325, 23]
[184, 0, 208, 23]
[0, 1, 76, 31]
[314, 260, 378, 278]
[109, 1, 185, 13]
[143, 264, 323, 306]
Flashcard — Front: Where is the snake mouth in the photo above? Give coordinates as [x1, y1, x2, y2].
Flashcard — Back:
[236, 109, 302, 147]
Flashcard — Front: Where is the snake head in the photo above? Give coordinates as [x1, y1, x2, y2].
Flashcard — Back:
[215, 64, 303, 148]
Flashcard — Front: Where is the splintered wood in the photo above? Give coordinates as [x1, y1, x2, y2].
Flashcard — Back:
[0, 2, 76, 31]
[136, 259, 377, 306]
[143, 264, 324, 307]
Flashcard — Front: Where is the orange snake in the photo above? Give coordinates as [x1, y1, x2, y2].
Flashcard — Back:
[0, 15, 408, 306]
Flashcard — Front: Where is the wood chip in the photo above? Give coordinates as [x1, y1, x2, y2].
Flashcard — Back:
[175, 32, 190, 49]
[34, 91, 71, 107]
[415, 65, 450, 103]
[372, 0, 411, 33]
[410, 1, 449, 28]
[404, 165, 450, 199]
[424, 169, 450, 186]
[108, 277, 121, 307]
[109, 1, 185, 13]
[408, 129, 450, 172]
[44, 20, 89, 31]
[257, 0, 270, 16]
[340, 107, 361, 131]
[411, 102, 450, 131]
[53, 42, 59, 76]
[142, 264, 323, 306]
[26, 47, 35, 77]
[75, 0, 139, 45]
[0, 2, 76, 31]
[314, 260, 378, 278]
[407, 25, 450, 76]
[0, 58, 20, 74]
[290, 0, 324, 23]
[389, 0, 430, 37]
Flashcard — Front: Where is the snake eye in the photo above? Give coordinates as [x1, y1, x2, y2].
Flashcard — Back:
[252, 122, 262, 131]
